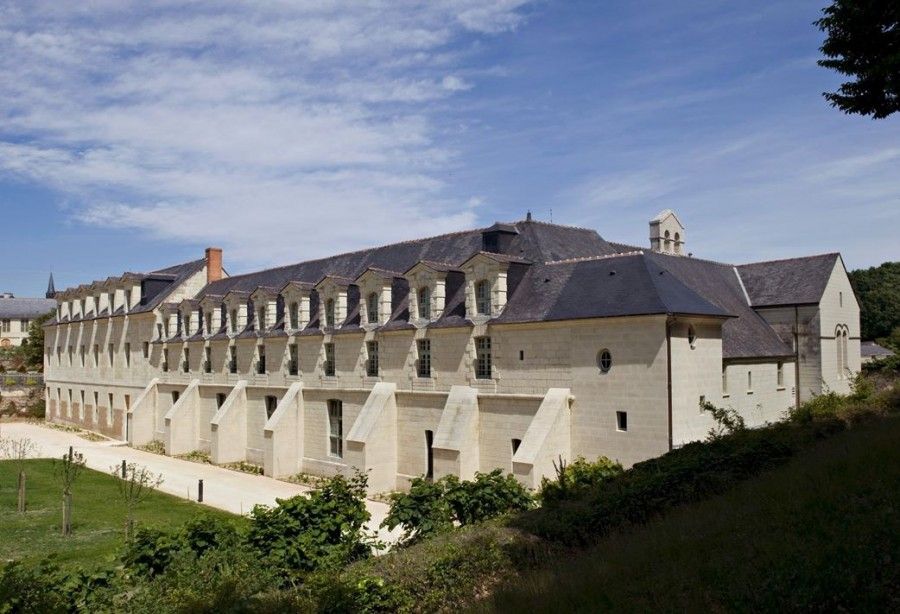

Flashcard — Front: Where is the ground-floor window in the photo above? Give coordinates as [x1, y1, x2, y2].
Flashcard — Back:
[616, 411, 628, 432]
[328, 399, 343, 458]
[425, 430, 434, 480]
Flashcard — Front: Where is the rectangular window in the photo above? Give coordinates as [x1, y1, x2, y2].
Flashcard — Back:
[475, 336, 492, 379]
[172, 391, 180, 405]
[325, 299, 335, 328]
[80, 345, 86, 367]
[777, 361, 784, 387]
[324, 343, 335, 376]
[216, 393, 227, 408]
[20, 319, 29, 330]
[519, 350, 524, 361]
[616, 411, 628, 432]
[265, 395, 278, 420]
[328, 399, 343, 458]
[747, 370, 753, 392]
[257, 307, 266, 331]
[93, 344, 100, 367]
[839, 291, 843, 307]
[418, 287, 431, 320]
[162, 348, 169, 372]
[229, 346, 238, 374]
[183, 348, 190, 373]
[108, 393, 114, 425]
[163, 317, 170, 338]
[124, 343, 131, 367]
[367, 293, 379, 324]
[417, 339, 432, 378]
[124, 394, 131, 411]
[257, 345, 266, 374]
[476, 280, 491, 315]
[289, 302, 299, 330]
[289, 343, 299, 376]
[366, 341, 379, 377]
[125, 289, 132, 311]
[722, 367, 728, 395]
[108, 343, 114, 367]
[68, 346, 74, 366]
[205, 312, 213, 335]
[204, 347, 212, 373]
[143, 342, 150, 359]
[93, 391, 99, 424]
[230, 309, 239, 333]
[1, 319, 10, 332]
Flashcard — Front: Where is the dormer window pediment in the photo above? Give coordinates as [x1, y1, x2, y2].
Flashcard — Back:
[460, 252, 531, 319]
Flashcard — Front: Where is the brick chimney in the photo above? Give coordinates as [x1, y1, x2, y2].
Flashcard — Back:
[205, 247, 223, 284]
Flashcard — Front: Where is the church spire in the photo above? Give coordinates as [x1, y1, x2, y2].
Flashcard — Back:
[46, 273, 56, 299]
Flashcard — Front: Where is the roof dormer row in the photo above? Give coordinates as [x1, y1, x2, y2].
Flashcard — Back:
[155, 252, 529, 341]
[53, 273, 145, 321]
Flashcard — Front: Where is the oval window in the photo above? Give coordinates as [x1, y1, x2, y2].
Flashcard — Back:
[598, 349, 612, 373]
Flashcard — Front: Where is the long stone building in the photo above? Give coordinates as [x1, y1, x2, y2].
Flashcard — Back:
[0, 276, 56, 347]
[42, 211, 860, 492]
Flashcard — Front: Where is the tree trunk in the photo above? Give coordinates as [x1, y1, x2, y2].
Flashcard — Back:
[17, 470, 25, 513]
[62, 493, 72, 536]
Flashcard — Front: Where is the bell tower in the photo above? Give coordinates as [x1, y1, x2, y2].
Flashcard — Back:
[649, 210, 685, 255]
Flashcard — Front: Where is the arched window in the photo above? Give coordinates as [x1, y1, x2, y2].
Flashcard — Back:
[598, 349, 612, 373]
[841, 328, 849, 378]
[418, 286, 431, 320]
[367, 292, 379, 324]
[475, 279, 491, 315]
[664, 229, 671, 251]
[325, 298, 335, 328]
[674, 232, 681, 254]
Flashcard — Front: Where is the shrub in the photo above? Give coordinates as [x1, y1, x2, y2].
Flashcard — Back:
[122, 528, 180, 578]
[701, 399, 746, 439]
[178, 513, 240, 557]
[539, 456, 624, 505]
[383, 470, 534, 545]
[137, 440, 166, 455]
[246, 471, 374, 580]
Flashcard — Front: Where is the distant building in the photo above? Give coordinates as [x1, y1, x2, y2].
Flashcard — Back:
[0, 276, 56, 347]
[43, 212, 860, 493]
[861, 341, 894, 364]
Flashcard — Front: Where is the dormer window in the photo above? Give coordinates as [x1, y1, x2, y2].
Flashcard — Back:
[418, 287, 431, 320]
[205, 312, 213, 335]
[108, 292, 115, 313]
[475, 279, 491, 315]
[289, 302, 299, 330]
[124, 289, 132, 311]
[257, 306, 267, 331]
[163, 316, 171, 338]
[184, 313, 192, 336]
[367, 292, 379, 324]
[230, 309, 238, 333]
[325, 298, 335, 328]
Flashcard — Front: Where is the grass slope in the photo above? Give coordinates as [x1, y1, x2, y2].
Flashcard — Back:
[0, 459, 238, 568]
[483, 415, 900, 612]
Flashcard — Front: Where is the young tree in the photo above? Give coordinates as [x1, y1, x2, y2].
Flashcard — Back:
[816, 0, 900, 119]
[113, 463, 163, 541]
[20, 311, 55, 371]
[54, 450, 86, 536]
[0, 436, 40, 512]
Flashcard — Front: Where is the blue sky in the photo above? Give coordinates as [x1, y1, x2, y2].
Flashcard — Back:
[1, 0, 897, 297]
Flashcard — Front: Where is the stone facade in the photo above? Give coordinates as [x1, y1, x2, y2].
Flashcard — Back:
[43, 213, 860, 493]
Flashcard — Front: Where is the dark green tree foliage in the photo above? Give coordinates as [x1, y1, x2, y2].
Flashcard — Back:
[383, 469, 534, 544]
[19, 311, 54, 370]
[816, 0, 900, 118]
[849, 261, 900, 343]
[246, 471, 373, 578]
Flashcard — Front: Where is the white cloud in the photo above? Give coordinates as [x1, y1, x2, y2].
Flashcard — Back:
[0, 0, 535, 269]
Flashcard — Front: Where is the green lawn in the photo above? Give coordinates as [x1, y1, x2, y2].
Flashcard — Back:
[483, 415, 900, 612]
[0, 459, 239, 568]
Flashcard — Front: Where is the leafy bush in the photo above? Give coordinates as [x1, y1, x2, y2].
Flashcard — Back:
[0, 559, 118, 614]
[701, 399, 747, 439]
[178, 513, 241, 557]
[383, 470, 534, 545]
[175, 450, 212, 464]
[136, 440, 166, 455]
[246, 471, 374, 580]
[539, 456, 624, 505]
[122, 528, 179, 578]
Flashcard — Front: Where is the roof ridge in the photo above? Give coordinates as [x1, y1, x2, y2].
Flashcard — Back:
[206, 227, 490, 285]
[544, 250, 644, 265]
[738, 252, 840, 268]
[517, 218, 604, 234]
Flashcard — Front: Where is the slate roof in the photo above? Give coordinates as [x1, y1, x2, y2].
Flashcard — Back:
[861, 341, 894, 358]
[0, 296, 56, 319]
[736, 253, 839, 307]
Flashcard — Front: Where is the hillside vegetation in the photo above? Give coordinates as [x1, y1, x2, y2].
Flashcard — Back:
[1, 366, 898, 611]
